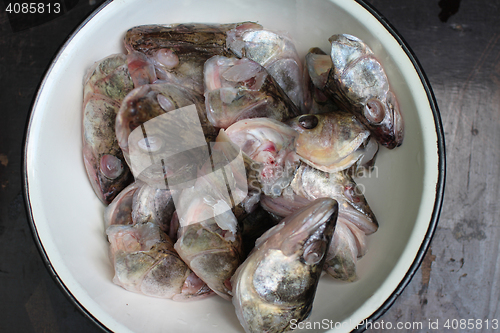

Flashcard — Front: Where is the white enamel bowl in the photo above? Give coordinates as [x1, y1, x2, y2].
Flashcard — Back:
[23, 0, 445, 332]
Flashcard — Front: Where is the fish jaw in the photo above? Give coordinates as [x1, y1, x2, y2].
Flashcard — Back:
[290, 163, 379, 234]
[286, 112, 373, 173]
[324, 219, 359, 281]
[259, 162, 378, 282]
[232, 198, 338, 333]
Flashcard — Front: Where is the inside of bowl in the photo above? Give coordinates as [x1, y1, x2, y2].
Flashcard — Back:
[25, 0, 440, 332]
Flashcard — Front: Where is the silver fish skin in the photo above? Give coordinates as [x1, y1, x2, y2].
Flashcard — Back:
[106, 221, 213, 301]
[204, 56, 300, 129]
[231, 198, 338, 333]
[227, 26, 305, 111]
[82, 54, 135, 205]
[326, 34, 404, 149]
[124, 22, 262, 94]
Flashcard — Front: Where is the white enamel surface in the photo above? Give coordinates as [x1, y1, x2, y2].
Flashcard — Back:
[24, 0, 440, 332]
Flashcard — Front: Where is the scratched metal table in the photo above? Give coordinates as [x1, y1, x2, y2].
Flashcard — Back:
[0, 0, 498, 332]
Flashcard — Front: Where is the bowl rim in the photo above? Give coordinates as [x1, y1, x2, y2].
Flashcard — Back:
[22, 1, 116, 331]
[22, 0, 446, 332]
[350, 1, 446, 331]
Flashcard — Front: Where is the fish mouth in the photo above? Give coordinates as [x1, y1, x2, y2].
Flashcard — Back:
[281, 198, 338, 257]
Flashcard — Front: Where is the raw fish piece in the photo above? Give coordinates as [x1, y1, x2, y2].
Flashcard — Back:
[326, 34, 404, 148]
[173, 137, 253, 300]
[115, 83, 217, 188]
[260, 162, 378, 280]
[126, 51, 157, 87]
[224, 118, 300, 197]
[302, 47, 340, 114]
[124, 22, 262, 94]
[232, 198, 338, 333]
[82, 54, 134, 204]
[227, 26, 305, 111]
[107, 222, 213, 300]
[204, 56, 300, 129]
[104, 182, 141, 228]
[287, 112, 378, 173]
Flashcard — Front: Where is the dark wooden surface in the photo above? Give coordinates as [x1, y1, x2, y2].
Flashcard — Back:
[0, 0, 498, 332]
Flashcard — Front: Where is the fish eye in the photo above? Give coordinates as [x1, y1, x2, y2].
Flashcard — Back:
[100, 154, 124, 179]
[303, 239, 326, 265]
[364, 99, 385, 124]
[298, 115, 319, 130]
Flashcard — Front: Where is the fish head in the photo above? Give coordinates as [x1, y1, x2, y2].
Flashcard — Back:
[204, 56, 282, 128]
[250, 198, 338, 304]
[286, 112, 370, 172]
[256, 198, 338, 264]
[328, 34, 404, 148]
[227, 27, 305, 111]
[231, 198, 338, 333]
[225, 118, 300, 197]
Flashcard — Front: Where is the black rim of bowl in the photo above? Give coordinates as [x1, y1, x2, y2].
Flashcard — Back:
[22, 1, 446, 332]
[351, 1, 446, 331]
